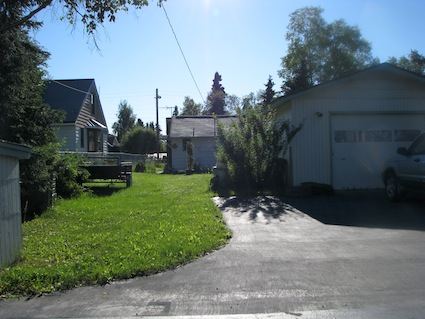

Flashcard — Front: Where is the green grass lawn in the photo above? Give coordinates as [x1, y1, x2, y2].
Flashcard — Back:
[0, 173, 230, 298]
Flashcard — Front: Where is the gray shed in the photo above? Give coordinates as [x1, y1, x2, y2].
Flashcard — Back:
[0, 141, 31, 268]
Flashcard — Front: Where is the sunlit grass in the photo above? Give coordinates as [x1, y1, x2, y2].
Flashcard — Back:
[0, 173, 230, 298]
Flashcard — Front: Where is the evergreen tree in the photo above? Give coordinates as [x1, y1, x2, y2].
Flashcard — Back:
[206, 72, 226, 115]
[173, 105, 179, 116]
[260, 75, 276, 106]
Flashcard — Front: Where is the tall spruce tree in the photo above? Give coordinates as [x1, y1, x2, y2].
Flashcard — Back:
[260, 75, 276, 106]
[206, 72, 226, 115]
[173, 105, 179, 116]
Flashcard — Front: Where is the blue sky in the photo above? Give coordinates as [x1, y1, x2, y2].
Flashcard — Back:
[32, 0, 425, 131]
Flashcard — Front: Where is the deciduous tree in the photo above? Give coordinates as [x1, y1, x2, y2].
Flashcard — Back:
[121, 126, 157, 154]
[0, 1, 153, 34]
[181, 96, 202, 116]
[388, 50, 425, 74]
[112, 100, 136, 142]
[279, 7, 377, 95]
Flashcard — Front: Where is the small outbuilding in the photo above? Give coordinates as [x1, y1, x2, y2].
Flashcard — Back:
[275, 63, 425, 190]
[166, 116, 237, 171]
[0, 141, 31, 268]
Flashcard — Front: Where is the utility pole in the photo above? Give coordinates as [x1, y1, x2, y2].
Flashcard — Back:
[155, 88, 161, 159]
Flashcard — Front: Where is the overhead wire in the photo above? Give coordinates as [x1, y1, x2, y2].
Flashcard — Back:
[161, 2, 206, 104]
[50, 79, 92, 95]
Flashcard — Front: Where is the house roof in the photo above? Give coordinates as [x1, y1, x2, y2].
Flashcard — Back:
[43, 79, 94, 123]
[168, 116, 237, 138]
[272, 63, 425, 105]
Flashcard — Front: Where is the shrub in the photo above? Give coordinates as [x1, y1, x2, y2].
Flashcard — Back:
[20, 144, 88, 219]
[145, 161, 157, 174]
[134, 161, 145, 172]
[54, 153, 89, 198]
[121, 126, 157, 154]
[216, 106, 300, 194]
[20, 143, 59, 219]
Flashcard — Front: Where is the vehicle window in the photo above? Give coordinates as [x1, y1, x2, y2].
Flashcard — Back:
[409, 134, 425, 155]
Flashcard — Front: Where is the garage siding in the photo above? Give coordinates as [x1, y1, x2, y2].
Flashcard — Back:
[283, 70, 425, 188]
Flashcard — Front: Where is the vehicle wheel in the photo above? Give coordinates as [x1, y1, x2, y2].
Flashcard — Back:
[385, 172, 401, 202]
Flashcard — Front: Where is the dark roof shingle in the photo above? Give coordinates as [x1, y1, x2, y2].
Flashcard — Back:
[43, 79, 94, 123]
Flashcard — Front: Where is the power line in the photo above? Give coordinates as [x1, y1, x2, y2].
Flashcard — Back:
[161, 3, 206, 104]
[50, 80, 92, 96]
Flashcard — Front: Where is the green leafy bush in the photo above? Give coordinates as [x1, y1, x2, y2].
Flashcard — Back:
[20, 145, 89, 218]
[54, 153, 89, 198]
[216, 106, 300, 194]
[134, 161, 145, 172]
[121, 126, 157, 154]
[145, 161, 157, 174]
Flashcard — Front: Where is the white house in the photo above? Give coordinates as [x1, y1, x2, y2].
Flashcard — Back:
[167, 116, 237, 171]
[43, 79, 108, 153]
[274, 63, 425, 190]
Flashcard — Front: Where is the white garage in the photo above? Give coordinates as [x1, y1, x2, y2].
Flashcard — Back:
[275, 63, 425, 190]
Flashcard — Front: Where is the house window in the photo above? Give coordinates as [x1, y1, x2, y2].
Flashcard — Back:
[88, 129, 103, 152]
[182, 138, 191, 151]
[90, 94, 95, 115]
[80, 128, 84, 148]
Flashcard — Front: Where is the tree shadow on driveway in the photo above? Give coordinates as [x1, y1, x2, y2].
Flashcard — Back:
[281, 191, 425, 231]
[216, 196, 306, 223]
[216, 192, 425, 231]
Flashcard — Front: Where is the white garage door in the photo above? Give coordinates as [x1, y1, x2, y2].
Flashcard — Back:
[331, 114, 425, 189]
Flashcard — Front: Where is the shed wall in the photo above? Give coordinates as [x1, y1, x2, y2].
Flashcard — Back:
[0, 156, 22, 267]
[170, 137, 217, 171]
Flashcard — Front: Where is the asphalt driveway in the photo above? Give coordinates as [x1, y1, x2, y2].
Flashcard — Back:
[1, 192, 425, 318]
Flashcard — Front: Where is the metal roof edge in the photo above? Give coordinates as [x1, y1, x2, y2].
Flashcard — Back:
[272, 63, 425, 106]
[0, 140, 32, 159]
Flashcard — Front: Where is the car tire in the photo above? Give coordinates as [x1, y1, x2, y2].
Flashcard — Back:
[385, 172, 402, 202]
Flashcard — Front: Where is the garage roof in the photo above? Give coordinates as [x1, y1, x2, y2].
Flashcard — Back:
[0, 140, 31, 160]
[272, 63, 425, 105]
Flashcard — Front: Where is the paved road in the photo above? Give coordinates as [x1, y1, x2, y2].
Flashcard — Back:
[1, 193, 425, 318]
